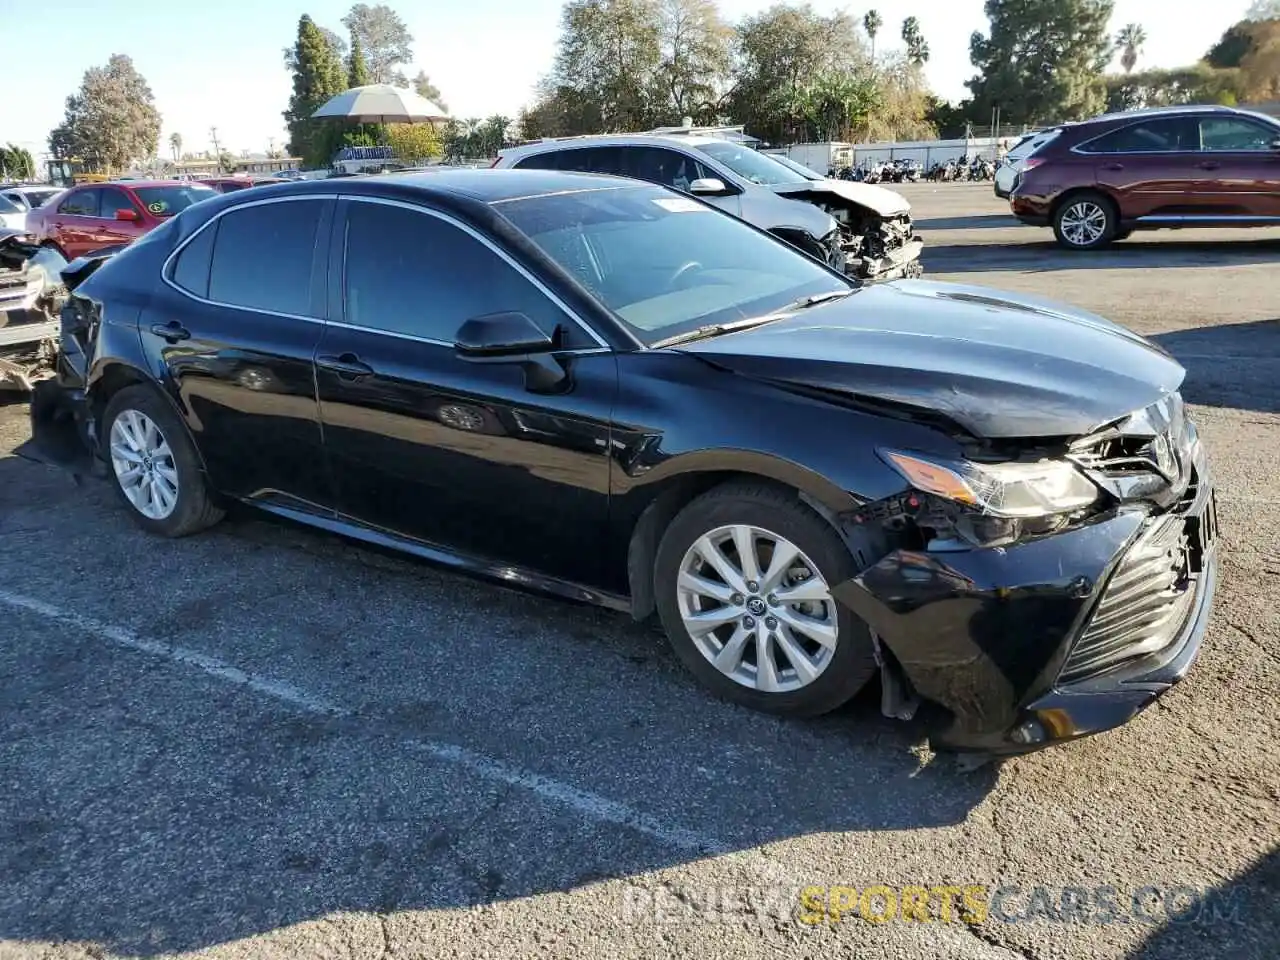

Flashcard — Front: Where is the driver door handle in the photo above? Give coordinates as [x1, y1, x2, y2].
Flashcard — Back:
[150, 321, 190, 342]
[317, 353, 374, 379]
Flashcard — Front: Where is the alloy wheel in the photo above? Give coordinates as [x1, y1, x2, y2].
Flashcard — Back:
[1059, 201, 1109, 247]
[109, 409, 180, 520]
[676, 524, 838, 693]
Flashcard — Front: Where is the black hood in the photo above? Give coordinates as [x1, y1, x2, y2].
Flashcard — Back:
[677, 279, 1185, 439]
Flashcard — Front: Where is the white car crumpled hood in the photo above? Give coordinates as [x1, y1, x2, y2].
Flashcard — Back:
[771, 179, 911, 217]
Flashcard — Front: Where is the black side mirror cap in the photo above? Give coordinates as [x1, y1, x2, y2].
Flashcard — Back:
[454, 311, 554, 358]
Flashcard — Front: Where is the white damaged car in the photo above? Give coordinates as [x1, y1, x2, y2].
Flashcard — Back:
[494, 134, 923, 282]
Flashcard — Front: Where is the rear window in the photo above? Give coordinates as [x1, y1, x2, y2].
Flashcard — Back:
[1015, 130, 1062, 158]
[133, 185, 217, 217]
[0, 195, 19, 214]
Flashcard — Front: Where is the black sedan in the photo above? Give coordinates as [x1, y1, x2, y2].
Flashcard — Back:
[28, 170, 1219, 754]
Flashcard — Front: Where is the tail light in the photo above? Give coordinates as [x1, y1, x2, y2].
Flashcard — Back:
[1022, 157, 1047, 172]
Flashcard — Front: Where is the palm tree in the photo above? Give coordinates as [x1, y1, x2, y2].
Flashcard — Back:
[169, 132, 183, 162]
[1115, 23, 1147, 74]
[863, 9, 883, 61]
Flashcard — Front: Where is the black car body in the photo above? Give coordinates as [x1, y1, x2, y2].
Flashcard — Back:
[25, 171, 1218, 754]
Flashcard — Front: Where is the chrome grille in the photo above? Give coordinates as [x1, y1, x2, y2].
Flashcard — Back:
[1060, 515, 1194, 683]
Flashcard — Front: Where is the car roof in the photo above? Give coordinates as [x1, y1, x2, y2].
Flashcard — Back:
[81, 179, 196, 189]
[1082, 104, 1246, 127]
[501, 133, 734, 156]
[337, 168, 642, 204]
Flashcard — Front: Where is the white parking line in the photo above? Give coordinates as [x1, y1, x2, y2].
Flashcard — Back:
[0, 588, 728, 858]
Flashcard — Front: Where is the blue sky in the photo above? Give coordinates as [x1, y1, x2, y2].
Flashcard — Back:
[2, 0, 1253, 159]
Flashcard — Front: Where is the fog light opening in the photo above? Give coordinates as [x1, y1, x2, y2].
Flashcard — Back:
[1009, 718, 1047, 745]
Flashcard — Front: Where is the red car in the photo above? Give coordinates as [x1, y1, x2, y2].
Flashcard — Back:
[197, 177, 266, 193]
[1009, 105, 1280, 250]
[27, 180, 218, 260]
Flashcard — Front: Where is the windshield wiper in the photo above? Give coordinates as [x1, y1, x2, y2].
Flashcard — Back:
[650, 289, 854, 349]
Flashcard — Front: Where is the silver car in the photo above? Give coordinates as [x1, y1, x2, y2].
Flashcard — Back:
[495, 134, 923, 281]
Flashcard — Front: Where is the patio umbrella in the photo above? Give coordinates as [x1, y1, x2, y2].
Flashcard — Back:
[310, 84, 450, 124]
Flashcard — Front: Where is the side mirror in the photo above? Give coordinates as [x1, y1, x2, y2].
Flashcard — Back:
[455, 311, 554, 358]
[115, 208, 140, 222]
[454, 312, 566, 393]
[688, 177, 730, 196]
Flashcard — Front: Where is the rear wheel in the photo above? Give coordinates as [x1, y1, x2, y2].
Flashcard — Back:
[102, 385, 224, 537]
[1052, 192, 1117, 250]
[653, 481, 878, 717]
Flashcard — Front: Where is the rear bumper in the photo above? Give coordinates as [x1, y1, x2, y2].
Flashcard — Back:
[832, 466, 1218, 754]
[16, 375, 103, 478]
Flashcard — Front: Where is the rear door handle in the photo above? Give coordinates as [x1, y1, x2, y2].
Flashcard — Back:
[317, 353, 374, 379]
[1102, 163, 1124, 171]
[1197, 161, 1221, 170]
[150, 321, 190, 342]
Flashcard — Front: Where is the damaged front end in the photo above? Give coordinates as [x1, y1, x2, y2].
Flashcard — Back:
[772, 184, 924, 282]
[828, 395, 1218, 755]
[0, 231, 68, 392]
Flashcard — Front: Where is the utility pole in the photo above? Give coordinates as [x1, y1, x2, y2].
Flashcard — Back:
[210, 126, 223, 173]
[268, 137, 275, 158]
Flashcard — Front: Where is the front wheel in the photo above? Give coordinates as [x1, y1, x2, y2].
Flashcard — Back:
[653, 481, 879, 717]
[1052, 193, 1117, 250]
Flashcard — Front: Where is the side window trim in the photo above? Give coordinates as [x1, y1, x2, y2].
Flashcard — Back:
[1072, 116, 1210, 156]
[160, 195, 334, 322]
[332, 195, 611, 351]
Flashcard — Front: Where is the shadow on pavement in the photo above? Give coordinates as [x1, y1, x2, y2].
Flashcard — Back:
[915, 214, 1022, 231]
[1126, 849, 1279, 960]
[923, 237, 1280, 274]
[1153, 319, 1280, 416]
[0, 449, 1002, 957]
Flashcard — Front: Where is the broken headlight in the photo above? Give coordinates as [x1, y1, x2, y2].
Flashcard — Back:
[881, 450, 1101, 519]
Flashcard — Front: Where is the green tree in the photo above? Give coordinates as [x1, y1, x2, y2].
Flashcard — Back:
[218, 151, 238, 174]
[1104, 63, 1242, 111]
[550, 0, 664, 132]
[656, 0, 734, 122]
[902, 16, 929, 66]
[342, 3, 413, 83]
[348, 36, 371, 86]
[385, 123, 442, 162]
[968, 0, 1114, 126]
[1115, 23, 1147, 73]
[47, 54, 161, 173]
[863, 9, 882, 60]
[1, 145, 37, 180]
[1246, 0, 1280, 19]
[168, 132, 183, 162]
[412, 70, 448, 111]
[729, 3, 869, 145]
[283, 15, 348, 167]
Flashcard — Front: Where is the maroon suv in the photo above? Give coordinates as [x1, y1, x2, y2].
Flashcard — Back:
[1010, 105, 1280, 250]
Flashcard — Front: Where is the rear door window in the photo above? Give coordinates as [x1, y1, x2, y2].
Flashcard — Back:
[544, 147, 623, 175]
[206, 199, 325, 315]
[513, 151, 561, 171]
[58, 189, 100, 217]
[1077, 118, 1196, 154]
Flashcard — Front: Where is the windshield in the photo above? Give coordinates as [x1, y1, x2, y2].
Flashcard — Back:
[696, 142, 811, 186]
[767, 155, 823, 179]
[497, 184, 849, 345]
[133, 184, 217, 217]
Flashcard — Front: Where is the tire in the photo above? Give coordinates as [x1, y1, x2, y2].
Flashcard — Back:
[1052, 192, 1117, 250]
[653, 481, 879, 718]
[102, 384, 224, 537]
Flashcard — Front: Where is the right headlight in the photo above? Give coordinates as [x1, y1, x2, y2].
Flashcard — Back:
[881, 449, 1101, 519]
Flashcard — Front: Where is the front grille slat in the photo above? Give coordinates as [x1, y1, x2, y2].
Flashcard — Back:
[1060, 508, 1198, 684]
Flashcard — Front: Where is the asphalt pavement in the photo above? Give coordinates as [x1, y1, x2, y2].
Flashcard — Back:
[0, 181, 1276, 959]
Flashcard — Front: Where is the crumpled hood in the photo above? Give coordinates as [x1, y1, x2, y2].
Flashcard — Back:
[769, 179, 911, 217]
[677, 279, 1185, 439]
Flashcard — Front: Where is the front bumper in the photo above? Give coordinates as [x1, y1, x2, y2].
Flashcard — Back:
[851, 237, 924, 282]
[833, 455, 1219, 754]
